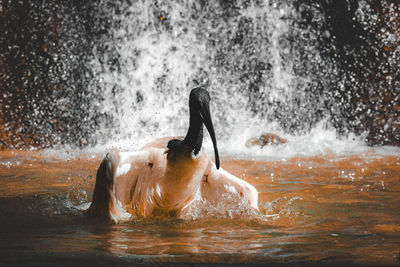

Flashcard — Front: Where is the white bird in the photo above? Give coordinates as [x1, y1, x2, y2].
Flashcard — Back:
[87, 88, 258, 222]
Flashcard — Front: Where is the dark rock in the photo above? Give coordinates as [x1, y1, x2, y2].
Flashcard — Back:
[246, 133, 287, 148]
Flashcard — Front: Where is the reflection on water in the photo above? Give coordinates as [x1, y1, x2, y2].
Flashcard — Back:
[0, 150, 399, 266]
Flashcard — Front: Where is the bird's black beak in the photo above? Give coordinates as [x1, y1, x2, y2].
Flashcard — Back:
[199, 102, 220, 169]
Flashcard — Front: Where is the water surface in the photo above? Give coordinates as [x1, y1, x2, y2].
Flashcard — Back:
[1, 150, 399, 266]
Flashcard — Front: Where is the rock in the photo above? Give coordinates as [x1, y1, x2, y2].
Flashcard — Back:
[246, 133, 287, 148]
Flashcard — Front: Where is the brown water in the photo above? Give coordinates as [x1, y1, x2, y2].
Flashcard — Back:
[0, 150, 399, 266]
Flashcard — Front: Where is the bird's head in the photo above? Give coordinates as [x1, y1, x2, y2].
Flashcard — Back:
[189, 88, 220, 169]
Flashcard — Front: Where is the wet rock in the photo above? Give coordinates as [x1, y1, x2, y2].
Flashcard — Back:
[246, 133, 287, 148]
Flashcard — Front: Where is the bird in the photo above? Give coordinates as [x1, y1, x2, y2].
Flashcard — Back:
[86, 88, 259, 222]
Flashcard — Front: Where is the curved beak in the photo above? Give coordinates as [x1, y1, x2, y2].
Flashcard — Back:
[199, 102, 220, 169]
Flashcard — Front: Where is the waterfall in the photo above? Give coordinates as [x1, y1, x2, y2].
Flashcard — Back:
[1, 0, 399, 151]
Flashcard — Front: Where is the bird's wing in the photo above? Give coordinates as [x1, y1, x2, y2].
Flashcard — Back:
[112, 150, 154, 205]
[201, 163, 259, 211]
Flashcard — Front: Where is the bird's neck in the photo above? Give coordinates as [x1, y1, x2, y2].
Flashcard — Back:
[183, 113, 203, 156]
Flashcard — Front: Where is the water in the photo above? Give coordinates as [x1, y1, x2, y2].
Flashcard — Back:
[0, 149, 399, 265]
[1, 0, 399, 148]
[1, 0, 400, 265]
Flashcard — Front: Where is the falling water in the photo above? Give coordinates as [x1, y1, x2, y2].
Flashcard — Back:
[87, 0, 345, 151]
[1, 0, 399, 152]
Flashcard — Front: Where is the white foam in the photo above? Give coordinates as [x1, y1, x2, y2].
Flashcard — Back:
[41, 117, 399, 161]
[203, 119, 400, 161]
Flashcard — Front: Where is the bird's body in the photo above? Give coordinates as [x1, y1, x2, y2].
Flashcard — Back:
[87, 89, 259, 222]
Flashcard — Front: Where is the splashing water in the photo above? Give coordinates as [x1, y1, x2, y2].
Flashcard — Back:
[1, 0, 399, 152]
[80, 1, 398, 157]
[88, 0, 332, 150]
